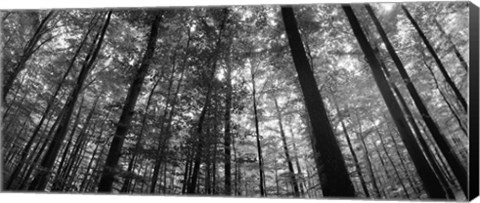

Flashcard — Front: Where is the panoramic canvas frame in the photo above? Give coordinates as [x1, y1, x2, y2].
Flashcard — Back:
[0, 1, 479, 202]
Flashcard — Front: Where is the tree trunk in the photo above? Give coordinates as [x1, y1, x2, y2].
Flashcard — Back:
[187, 79, 214, 194]
[281, 6, 355, 197]
[401, 5, 467, 112]
[187, 10, 228, 193]
[121, 75, 161, 193]
[342, 5, 446, 199]
[150, 53, 178, 193]
[354, 113, 382, 198]
[223, 55, 233, 196]
[272, 95, 300, 197]
[50, 97, 85, 191]
[331, 97, 370, 197]
[97, 12, 161, 192]
[433, 18, 468, 72]
[250, 66, 266, 197]
[423, 59, 467, 135]
[367, 5, 467, 195]
[80, 115, 109, 192]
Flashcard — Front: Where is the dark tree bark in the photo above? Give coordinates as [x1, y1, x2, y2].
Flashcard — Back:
[281, 6, 355, 197]
[342, 5, 446, 199]
[27, 12, 111, 191]
[401, 5, 467, 112]
[3, 10, 56, 100]
[97, 12, 162, 192]
[187, 76, 214, 194]
[251, 66, 266, 197]
[272, 95, 300, 197]
[367, 5, 467, 195]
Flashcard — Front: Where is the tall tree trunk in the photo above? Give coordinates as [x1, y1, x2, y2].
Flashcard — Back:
[187, 10, 228, 194]
[223, 55, 233, 196]
[150, 53, 178, 193]
[354, 113, 381, 198]
[386, 122, 422, 196]
[342, 5, 446, 199]
[97, 12, 161, 192]
[367, 5, 467, 195]
[79, 114, 109, 192]
[331, 96, 370, 197]
[50, 97, 85, 191]
[187, 78, 214, 194]
[433, 18, 468, 72]
[3, 10, 56, 100]
[27, 12, 111, 191]
[121, 75, 161, 193]
[272, 95, 300, 197]
[401, 5, 467, 112]
[374, 128, 410, 198]
[56, 96, 99, 191]
[423, 59, 467, 135]
[281, 6, 355, 197]
[251, 67, 266, 197]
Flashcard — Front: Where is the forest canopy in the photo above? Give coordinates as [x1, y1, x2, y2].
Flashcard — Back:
[0, 2, 472, 201]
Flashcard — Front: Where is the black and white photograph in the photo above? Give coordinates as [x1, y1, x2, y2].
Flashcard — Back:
[1, 1, 478, 202]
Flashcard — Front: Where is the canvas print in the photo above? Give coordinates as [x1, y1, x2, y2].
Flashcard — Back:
[1, 1, 477, 201]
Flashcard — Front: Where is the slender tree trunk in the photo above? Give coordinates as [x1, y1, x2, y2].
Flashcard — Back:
[250, 67, 266, 197]
[367, 5, 467, 195]
[150, 53, 178, 193]
[342, 4, 446, 199]
[386, 124, 422, 196]
[374, 128, 410, 198]
[401, 5, 467, 112]
[187, 80, 214, 194]
[223, 56, 233, 196]
[272, 95, 300, 197]
[354, 113, 381, 198]
[331, 97, 370, 197]
[433, 18, 468, 72]
[50, 97, 85, 191]
[97, 12, 161, 192]
[423, 59, 467, 135]
[120, 76, 161, 193]
[79, 121, 106, 192]
[187, 10, 228, 193]
[281, 6, 355, 197]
